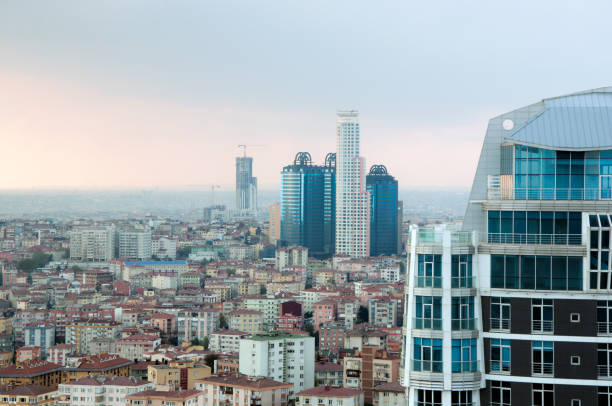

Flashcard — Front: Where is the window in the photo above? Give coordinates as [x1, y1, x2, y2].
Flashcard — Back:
[532, 299, 554, 333]
[598, 344, 612, 378]
[490, 339, 510, 373]
[452, 339, 477, 372]
[598, 301, 612, 335]
[570, 313, 580, 322]
[414, 296, 442, 330]
[416, 390, 442, 406]
[451, 255, 472, 287]
[413, 338, 442, 372]
[599, 387, 612, 406]
[490, 297, 510, 331]
[571, 356, 581, 365]
[491, 254, 582, 290]
[570, 400, 580, 406]
[533, 384, 554, 406]
[451, 296, 475, 330]
[417, 254, 442, 288]
[490, 381, 511, 406]
[532, 341, 554, 376]
[590, 215, 612, 290]
[488, 210, 581, 244]
[451, 391, 472, 406]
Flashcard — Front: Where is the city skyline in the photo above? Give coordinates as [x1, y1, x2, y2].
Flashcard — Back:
[3, 1, 612, 189]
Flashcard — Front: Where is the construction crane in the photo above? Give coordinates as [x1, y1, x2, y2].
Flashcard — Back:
[237, 144, 266, 157]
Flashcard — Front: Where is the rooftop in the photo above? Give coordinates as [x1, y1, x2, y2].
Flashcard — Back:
[297, 385, 362, 397]
[198, 373, 292, 390]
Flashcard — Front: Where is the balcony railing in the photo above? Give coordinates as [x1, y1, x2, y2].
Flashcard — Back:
[598, 322, 612, 335]
[415, 276, 442, 288]
[532, 363, 554, 376]
[452, 318, 477, 330]
[490, 319, 510, 331]
[514, 187, 610, 201]
[412, 359, 443, 373]
[488, 233, 582, 245]
[532, 320, 553, 333]
[598, 365, 612, 378]
[451, 276, 474, 288]
[451, 360, 479, 373]
[413, 317, 442, 330]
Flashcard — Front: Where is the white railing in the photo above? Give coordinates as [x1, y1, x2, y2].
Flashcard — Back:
[532, 320, 553, 333]
[488, 233, 582, 245]
[532, 363, 553, 376]
[490, 319, 510, 331]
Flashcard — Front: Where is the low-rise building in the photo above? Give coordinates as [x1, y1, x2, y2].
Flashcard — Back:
[0, 384, 57, 406]
[296, 386, 364, 406]
[147, 360, 211, 390]
[209, 330, 248, 353]
[46, 344, 76, 366]
[195, 374, 292, 406]
[229, 310, 263, 335]
[116, 334, 161, 361]
[16, 346, 43, 363]
[57, 375, 154, 406]
[0, 360, 63, 387]
[372, 381, 406, 406]
[63, 353, 132, 381]
[125, 389, 203, 406]
[314, 361, 343, 387]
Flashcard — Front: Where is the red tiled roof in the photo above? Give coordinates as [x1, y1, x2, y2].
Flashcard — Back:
[297, 386, 362, 397]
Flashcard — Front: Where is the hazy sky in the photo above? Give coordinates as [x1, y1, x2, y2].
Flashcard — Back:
[2, 1, 612, 190]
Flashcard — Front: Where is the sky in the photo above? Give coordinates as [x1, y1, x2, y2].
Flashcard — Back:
[2, 1, 612, 190]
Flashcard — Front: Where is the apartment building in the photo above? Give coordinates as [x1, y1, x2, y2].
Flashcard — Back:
[239, 333, 315, 398]
[57, 375, 153, 406]
[69, 227, 115, 261]
[195, 374, 292, 406]
[229, 310, 264, 335]
[209, 330, 248, 353]
[343, 346, 400, 404]
[65, 321, 120, 354]
[296, 386, 364, 406]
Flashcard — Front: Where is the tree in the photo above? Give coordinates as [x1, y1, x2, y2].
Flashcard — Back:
[176, 247, 191, 260]
[202, 336, 209, 350]
[17, 252, 52, 273]
[357, 305, 369, 324]
[219, 313, 228, 329]
[191, 337, 202, 346]
[204, 354, 218, 370]
[399, 261, 406, 274]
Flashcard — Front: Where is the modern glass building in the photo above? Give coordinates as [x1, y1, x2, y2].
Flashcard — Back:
[236, 156, 257, 211]
[402, 87, 612, 405]
[366, 164, 399, 256]
[280, 152, 336, 258]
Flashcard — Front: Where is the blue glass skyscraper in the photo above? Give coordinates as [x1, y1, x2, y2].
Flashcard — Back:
[280, 152, 335, 258]
[366, 164, 398, 256]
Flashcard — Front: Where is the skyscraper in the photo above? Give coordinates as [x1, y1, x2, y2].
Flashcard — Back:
[335, 111, 370, 258]
[366, 164, 399, 256]
[401, 87, 612, 405]
[235, 156, 257, 211]
[280, 152, 336, 257]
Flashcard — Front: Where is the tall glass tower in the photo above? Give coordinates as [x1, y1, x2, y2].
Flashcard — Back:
[402, 87, 612, 405]
[235, 156, 257, 211]
[335, 110, 370, 258]
[367, 164, 399, 256]
[280, 152, 336, 257]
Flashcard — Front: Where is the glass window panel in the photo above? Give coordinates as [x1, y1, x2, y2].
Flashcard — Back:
[542, 159, 556, 175]
[601, 215, 610, 227]
[602, 251, 609, 271]
[568, 212, 582, 235]
[603, 230, 610, 249]
[541, 212, 554, 234]
[556, 151, 570, 174]
[591, 250, 598, 270]
[488, 211, 500, 234]
[536, 257, 551, 290]
[527, 212, 540, 235]
[505, 255, 518, 289]
[567, 257, 583, 290]
[516, 159, 528, 175]
[592, 230, 599, 249]
[500, 212, 513, 234]
[516, 145, 529, 159]
[590, 214, 600, 227]
[551, 256, 567, 290]
[528, 147, 541, 159]
[491, 255, 505, 288]
[514, 211, 526, 235]
[542, 148, 556, 159]
[521, 256, 536, 289]
[529, 159, 541, 174]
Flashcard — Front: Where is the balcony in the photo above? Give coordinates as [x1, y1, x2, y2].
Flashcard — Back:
[452, 360, 479, 373]
[490, 319, 510, 331]
[416, 229, 472, 246]
[598, 322, 612, 335]
[487, 233, 582, 245]
[598, 365, 612, 379]
[415, 276, 442, 289]
[532, 363, 554, 376]
[532, 320, 553, 333]
[412, 359, 443, 373]
[451, 276, 475, 289]
[413, 318, 442, 330]
[452, 318, 477, 330]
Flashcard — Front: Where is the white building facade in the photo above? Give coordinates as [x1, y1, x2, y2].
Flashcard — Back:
[335, 111, 370, 258]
